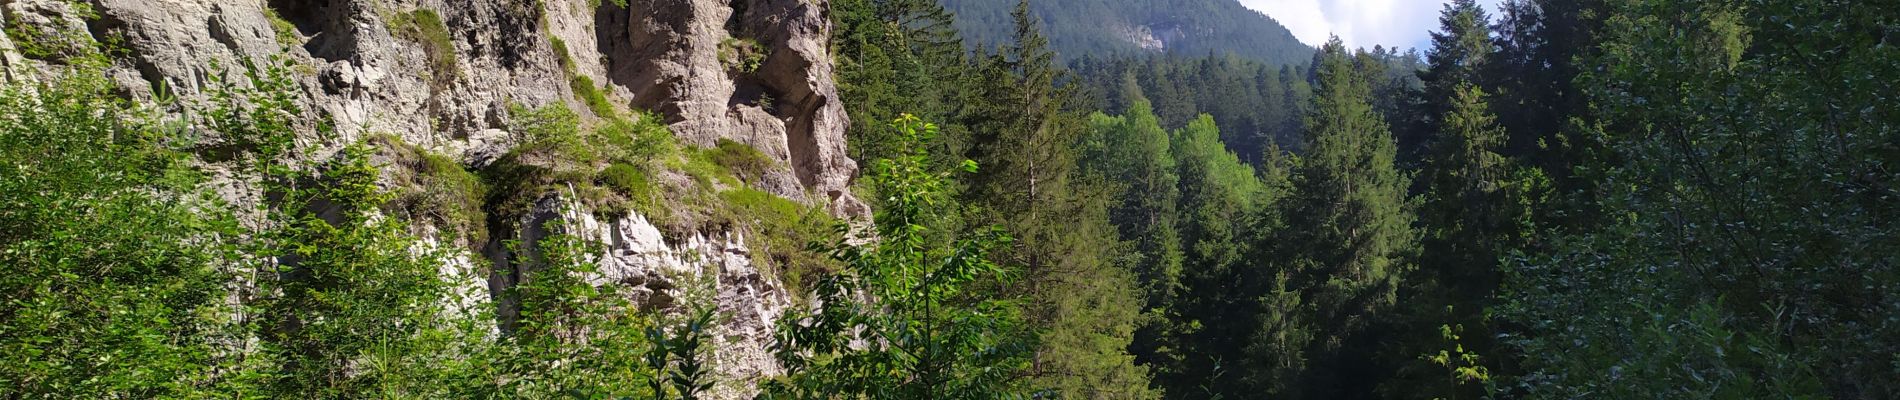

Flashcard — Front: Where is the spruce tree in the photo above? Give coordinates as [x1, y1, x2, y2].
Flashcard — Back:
[1271, 38, 1418, 396]
[959, 3, 1160, 397]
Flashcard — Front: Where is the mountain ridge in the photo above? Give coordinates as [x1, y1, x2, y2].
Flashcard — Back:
[940, 0, 1312, 65]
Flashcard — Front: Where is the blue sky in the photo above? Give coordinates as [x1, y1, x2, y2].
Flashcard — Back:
[1238, 0, 1504, 51]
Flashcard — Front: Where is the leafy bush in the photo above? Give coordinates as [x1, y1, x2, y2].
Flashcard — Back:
[571, 75, 617, 117]
[0, 62, 243, 399]
[718, 37, 768, 74]
[700, 138, 775, 186]
[759, 115, 1035, 398]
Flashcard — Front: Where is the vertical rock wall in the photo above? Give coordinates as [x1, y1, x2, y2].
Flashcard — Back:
[0, 0, 865, 396]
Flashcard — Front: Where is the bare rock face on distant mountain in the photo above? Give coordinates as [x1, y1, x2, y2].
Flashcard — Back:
[941, 0, 1312, 65]
[0, 0, 867, 396]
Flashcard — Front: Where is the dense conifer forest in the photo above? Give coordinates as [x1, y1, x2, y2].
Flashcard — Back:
[3, 0, 1897, 398]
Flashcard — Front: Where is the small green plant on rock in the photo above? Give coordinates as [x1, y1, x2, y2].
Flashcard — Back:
[263, 7, 302, 48]
[388, 8, 459, 86]
[718, 37, 768, 74]
[371, 135, 488, 248]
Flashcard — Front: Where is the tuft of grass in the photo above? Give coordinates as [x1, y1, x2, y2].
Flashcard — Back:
[388, 9, 459, 85]
[552, 36, 620, 118]
[571, 75, 617, 118]
[370, 135, 489, 247]
[262, 7, 302, 48]
[551, 36, 576, 75]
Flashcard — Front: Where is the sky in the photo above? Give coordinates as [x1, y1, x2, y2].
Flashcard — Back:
[1237, 0, 1504, 51]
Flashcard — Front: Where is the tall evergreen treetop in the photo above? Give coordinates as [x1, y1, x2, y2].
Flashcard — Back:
[1288, 37, 1418, 336]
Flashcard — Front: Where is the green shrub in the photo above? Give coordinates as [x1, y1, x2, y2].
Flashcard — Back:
[708, 138, 775, 185]
[718, 188, 836, 296]
[597, 162, 662, 218]
[718, 37, 768, 74]
[551, 36, 576, 75]
[509, 102, 593, 164]
[596, 111, 677, 163]
[2, 2, 100, 61]
[0, 62, 243, 398]
[388, 8, 459, 85]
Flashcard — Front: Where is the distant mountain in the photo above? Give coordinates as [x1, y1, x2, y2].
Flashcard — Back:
[940, 0, 1312, 65]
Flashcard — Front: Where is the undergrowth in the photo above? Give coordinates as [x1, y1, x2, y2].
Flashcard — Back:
[371, 135, 488, 248]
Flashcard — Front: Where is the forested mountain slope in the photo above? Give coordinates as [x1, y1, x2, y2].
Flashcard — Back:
[940, 0, 1312, 64]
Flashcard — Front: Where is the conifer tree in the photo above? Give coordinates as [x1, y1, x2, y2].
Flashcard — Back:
[957, 3, 1159, 397]
[1272, 40, 1418, 395]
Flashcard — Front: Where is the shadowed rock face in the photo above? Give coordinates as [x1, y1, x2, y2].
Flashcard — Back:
[6, 0, 865, 396]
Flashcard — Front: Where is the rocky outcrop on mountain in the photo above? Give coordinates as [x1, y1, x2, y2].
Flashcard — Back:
[0, 0, 861, 396]
[604, 0, 864, 216]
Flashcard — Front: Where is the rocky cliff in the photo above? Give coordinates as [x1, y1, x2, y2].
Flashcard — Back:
[0, 0, 861, 395]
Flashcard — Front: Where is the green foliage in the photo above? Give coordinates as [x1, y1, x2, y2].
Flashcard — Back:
[571, 75, 618, 117]
[483, 230, 654, 398]
[254, 145, 482, 397]
[374, 135, 489, 247]
[1080, 100, 1182, 311]
[0, 64, 243, 398]
[388, 8, 459, 85]
[2, 1, 101, 62]
[830, 0, 968, 168]
[708, 138, 775, 185]
[263, 7, 302, 48]
[489, 104, 684, 223]
[1497, 0, 1900, 398]
[510, 102, 592, 164]
[716, 188, 838, 302]
[551, 36, 575, 74]
[0, 57, 723, 400]
[1250, 38, 1418, 398]
[718, 37, 768, 74]
[1072, 54, 1310, 161]
[760, 115, 1036, 399]
[951, 7, 1162, 398]
[646, 308, 718, 399]
[1284, 38, 1417, 319]
[598, 162, 659, 214]
[552, 38, 620, 119]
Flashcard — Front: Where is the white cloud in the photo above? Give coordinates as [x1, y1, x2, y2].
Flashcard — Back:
[1238, 0, 1503, 51]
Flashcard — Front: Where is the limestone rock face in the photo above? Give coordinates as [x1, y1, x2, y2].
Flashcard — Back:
[608, 0, 865, 216]
[4, 0, 866, 396]
[489, 195, 789, 398]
